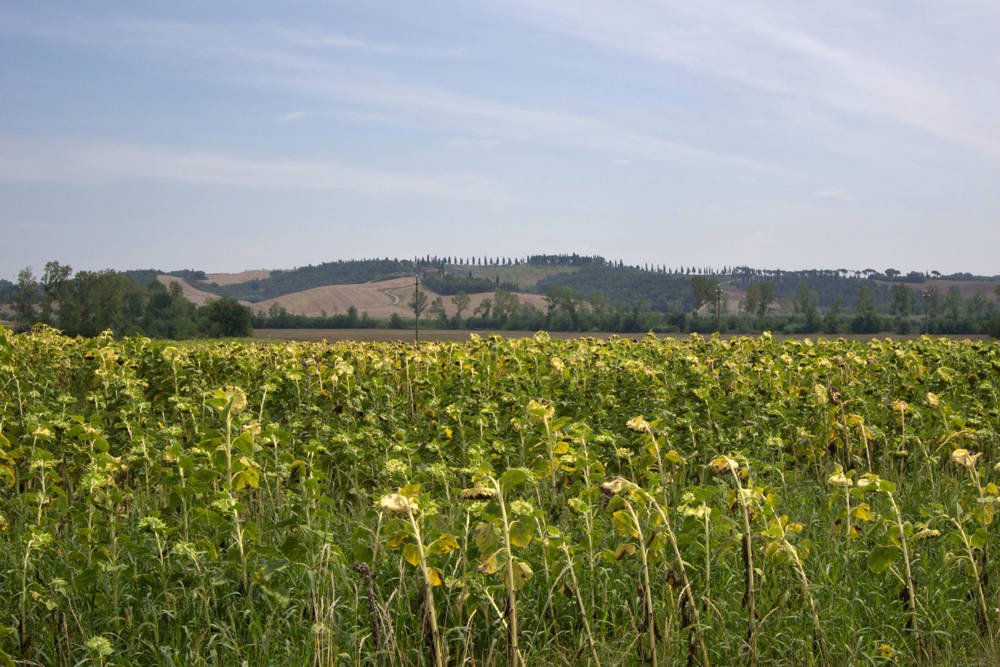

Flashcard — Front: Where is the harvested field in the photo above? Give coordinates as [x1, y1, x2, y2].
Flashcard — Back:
[155, 275, 232, 306]
[204, 269, 272, 285]
[253, 277, 547, 319]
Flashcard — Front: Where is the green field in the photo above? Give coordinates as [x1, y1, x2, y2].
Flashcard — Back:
[1, 326, 999, 665]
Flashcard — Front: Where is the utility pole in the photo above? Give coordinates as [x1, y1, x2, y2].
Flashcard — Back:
[414, 270, 420, 344]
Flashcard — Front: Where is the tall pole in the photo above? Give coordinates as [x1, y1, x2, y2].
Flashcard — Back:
[414, 271, 420, 344]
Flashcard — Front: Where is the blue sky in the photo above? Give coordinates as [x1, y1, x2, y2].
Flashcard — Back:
[1, 1, 998, 280]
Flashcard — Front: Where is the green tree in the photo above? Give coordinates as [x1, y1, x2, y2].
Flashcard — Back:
[743, 284, 760, 317]
[743, 282, 775, 319]
[451, 292, 471, 321]
[823, 297, 842, 333]
[850, 286, 879, 333]
[39, 261, 72, 325]
[890, 283, 912, 333]
[967, 289, 988, 320]
[589, 289, 609, 317]
[690, 276, 718, 313]
[544, 285, 578, 318]
[473, 298, 492, 320]
[13, 267, 39, 332]
[889, 283, 911, 317]
[202, 297, 252, 337]
[794, 282, 820, 333]
[408, 287, 428, 340]
[493, 290, 521, 324]
[944, 287, 963, 322]
[408, 288, 428, 320]
[428, 296, 447, 324]
[757, 281, 776, 318]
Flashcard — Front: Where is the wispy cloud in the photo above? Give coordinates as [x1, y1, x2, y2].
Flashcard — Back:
[0, 135, 502, 201]
[813, 188, 853, 202]
[0, 9, 769, 170]
[494, 0, 1000, 161]
[275, 110, 306, 123]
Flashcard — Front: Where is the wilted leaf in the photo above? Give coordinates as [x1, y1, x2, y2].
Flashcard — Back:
[614, 543, 637, 560]
[477, 552, 500, 575]
[509, 520, 533, 548]
[511, 559, 533, 591]
[427, 534, 460, 555]
[851, 503, 874, 522]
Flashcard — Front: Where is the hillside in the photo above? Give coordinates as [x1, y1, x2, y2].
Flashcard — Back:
[250, 276, 547, 319]
[144, 258, 1000, 320]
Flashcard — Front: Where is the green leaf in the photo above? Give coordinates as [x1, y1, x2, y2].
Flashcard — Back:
[612, 510, 638, 538]
[233, 432, 255, 455]
[352, 542, 374, 565]
[475, 522, 498, 553]
[971, 527, 989, 549]
[402, 543, 421, 567]
[500, 468, 532, 492]
[509, 520, 533, 549]
[567, 497, 588, 515]
[280, 535, 308, 562]
[867, 545, 900, 574]
[877, 479, 897, 494]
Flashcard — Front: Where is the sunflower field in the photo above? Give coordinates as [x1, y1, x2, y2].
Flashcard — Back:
[1, 325, 999, 665]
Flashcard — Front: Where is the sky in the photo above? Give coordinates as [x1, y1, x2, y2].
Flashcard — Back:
[1, 0, 999, 280]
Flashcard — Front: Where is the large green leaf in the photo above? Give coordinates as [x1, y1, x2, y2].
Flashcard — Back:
[867, 545, 900, 574]
[500, 468, 533, 492]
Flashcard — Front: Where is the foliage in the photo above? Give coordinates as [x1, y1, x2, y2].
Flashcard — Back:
[422, 272, 517, 295]
[11, 264, 250, 339]
[202, 297, 254, 337]
[537, 265, 695, 312]
[1, 329, 1000, 665]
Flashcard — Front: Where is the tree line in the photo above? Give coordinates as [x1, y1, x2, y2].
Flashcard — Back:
[6, 260, 1000, 339]
[8, 262, 253, 338]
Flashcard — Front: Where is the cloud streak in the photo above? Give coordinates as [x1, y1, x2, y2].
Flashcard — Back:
[494, 0, 1000, 161]
[275, 110, 306, 123]
[0, 9, 769, 171]
[0, 136, 501, 201]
